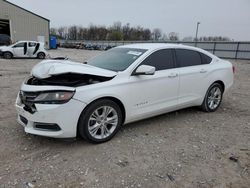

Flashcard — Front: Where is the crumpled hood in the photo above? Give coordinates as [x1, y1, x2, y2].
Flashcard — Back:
[31, 59, 117, 79]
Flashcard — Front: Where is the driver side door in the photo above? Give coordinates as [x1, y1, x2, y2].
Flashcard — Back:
[126, 49, 179, 122]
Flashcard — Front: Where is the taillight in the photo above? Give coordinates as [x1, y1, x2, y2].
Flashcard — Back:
[232, 66, 235, 74]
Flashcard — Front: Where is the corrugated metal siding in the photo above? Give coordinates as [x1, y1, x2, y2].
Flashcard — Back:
[0, 0, 49, 48]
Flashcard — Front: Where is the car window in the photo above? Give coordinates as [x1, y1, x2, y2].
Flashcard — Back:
[13, 42, 25, 48]
[200, 53, 212, 64]
[29, 42, 37, 47]
[176, 49, 202, 67]
[87, 48, 147, 71]
[140, 49, 175, 71]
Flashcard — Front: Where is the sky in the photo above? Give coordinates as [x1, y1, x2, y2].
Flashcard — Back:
[8, 0, 250, 41]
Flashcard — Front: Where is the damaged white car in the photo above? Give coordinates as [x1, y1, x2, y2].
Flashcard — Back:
[0, 41, 47, 59]
[15, 43, 234, 143]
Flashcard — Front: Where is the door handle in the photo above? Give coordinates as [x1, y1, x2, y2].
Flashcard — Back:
[200, 69, 207, 73]
[168, 73, 178, 78]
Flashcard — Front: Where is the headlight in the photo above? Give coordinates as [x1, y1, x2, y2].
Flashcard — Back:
[34, 91, 75, 104]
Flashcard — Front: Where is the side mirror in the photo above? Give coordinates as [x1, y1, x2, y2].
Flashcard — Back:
[134, 65, 155, 75]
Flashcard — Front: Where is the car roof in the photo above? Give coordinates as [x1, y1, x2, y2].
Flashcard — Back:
[118, 43, 203, 50]
[16, 41, 39, 43]
[117, 43, 218, 58]
[118, 43, 181, 50]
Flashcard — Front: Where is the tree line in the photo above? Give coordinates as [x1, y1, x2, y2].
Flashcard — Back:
[50, 22, 175, 41]
[50, 22, 231, 41]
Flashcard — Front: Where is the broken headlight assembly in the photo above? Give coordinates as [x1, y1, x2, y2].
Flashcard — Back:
[33, 91, 75, 104]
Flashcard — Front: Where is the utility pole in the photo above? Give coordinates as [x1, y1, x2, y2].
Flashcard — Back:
[195, 22, 200, 46]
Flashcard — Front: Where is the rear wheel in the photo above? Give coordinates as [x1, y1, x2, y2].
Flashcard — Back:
[201, 83, 223, 112]
[37, 52, 45, 59]
[3, 52, 13, 59]
[78, 99, 123, 143]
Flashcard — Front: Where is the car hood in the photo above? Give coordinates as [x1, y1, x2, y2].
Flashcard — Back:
[31, 60, 117, 79]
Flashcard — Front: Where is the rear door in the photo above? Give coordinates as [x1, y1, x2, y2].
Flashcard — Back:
[13, 42, 27, 57]
[127, 49, 179, 120]
[175, 49, 212, 106]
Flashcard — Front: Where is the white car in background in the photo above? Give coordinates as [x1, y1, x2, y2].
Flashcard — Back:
[0, 41, 47, 59]
[15, 43, 234, 143]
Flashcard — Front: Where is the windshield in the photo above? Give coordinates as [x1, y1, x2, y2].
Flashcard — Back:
[87, 48, 147, 71]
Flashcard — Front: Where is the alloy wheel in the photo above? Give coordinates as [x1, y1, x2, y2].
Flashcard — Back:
[207, 86, 222, 110]
[88, 106, 118, 139]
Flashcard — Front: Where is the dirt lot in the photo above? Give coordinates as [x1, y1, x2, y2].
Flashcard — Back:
[0, 48, 249, 188]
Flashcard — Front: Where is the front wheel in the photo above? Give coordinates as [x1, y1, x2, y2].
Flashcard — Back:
[201, 83, 223, 112]
[78, 99, 123, 143]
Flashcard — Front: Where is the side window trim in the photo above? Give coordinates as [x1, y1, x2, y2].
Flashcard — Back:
[173, 49, 178, 67]
[198, 52, 203, 65]
[171, 49, 177, 69]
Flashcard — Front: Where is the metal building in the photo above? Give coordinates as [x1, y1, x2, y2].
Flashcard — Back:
[0, 0, 50, 48]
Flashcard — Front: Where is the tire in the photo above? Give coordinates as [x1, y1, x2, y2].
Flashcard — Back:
[3, 52, 13, 59]
[78, 99, 123, 143]
[37, 52, 45, 59]
[201, 83, 223, 112]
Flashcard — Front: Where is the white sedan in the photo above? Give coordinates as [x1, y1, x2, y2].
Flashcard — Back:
[15, 43, 234, 143]
[0, 41, 47, 59]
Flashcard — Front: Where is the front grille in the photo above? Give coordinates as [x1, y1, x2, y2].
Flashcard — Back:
[19, 91, 39, 113]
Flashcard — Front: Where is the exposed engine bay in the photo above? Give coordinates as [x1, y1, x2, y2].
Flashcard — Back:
[26, 73, 114, 87]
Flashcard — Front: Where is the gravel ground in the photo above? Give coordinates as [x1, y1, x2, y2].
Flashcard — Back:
[0, 48, 249, 188]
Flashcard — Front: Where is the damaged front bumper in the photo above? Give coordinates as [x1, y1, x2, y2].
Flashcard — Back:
[15, 86, 87, 138]
[14, 58, 117, 138]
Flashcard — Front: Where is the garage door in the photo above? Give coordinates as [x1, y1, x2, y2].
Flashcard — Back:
[0, 19, 10, 36]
